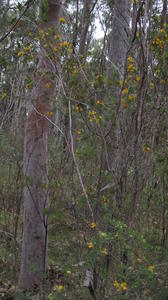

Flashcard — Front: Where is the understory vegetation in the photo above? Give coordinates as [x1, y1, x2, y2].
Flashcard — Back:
[1, 0, 168, 299]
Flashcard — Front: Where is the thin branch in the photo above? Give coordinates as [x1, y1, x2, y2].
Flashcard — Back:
[33, 105, 70, 150]
[0, 0, 31, 43]
[68, 100, 94, 220]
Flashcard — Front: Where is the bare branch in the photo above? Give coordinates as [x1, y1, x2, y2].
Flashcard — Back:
[68, 100, 94, 220]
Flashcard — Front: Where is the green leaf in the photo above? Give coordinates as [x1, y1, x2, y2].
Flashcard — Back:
[0, 56, 7, 69]
[17, 2, 22, 12]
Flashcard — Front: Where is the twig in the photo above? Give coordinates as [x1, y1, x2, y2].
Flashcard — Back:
[68, 100, 94, 220]
[0, 0, 31, 43]
[33, 105, 70, 151]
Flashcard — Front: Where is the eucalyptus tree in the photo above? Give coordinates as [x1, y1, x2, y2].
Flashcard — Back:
[106, 0, 131, 202]
[18, 0, 62, 289]
[79, 0, 97, 56]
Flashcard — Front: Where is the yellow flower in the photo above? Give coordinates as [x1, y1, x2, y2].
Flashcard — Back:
[77, 129, 81, 135]
[18, 51, 23, 58]
[122, 88, 128, 96]
[60, 17, 66, 23]
[88, 110, 96, 116]
[103, 195, 108, 204]
[90, 222, 96, 229]
[75, 104, 79, 113]
[153, 38, 160, 45]
[121, 282, 127, 291]
[60, 42, 65, 47]
[148, 265, 154, 272]
[88, 241, 93, 249]
[2, 92, 7, 99]
[128, 63, 135, 73]
[113, 280, 119, 287]
[128, 94, 136, 101]
[145, 147, 150, 153]
[113, 280, 120, 292]
[120, 79, 127, 87]
[53, 284, 63, 292]
[127, 56, 134, 63]
[66, 270, 71, 275]
[54, 34, 60, 40]
[149, 82, 154, 89]
[60, 41, 72, 48]
[128, 63, 134, 69]
[121, 99, 128, 109]
[137, 258, 142, 264]
[135, 75, 140, 82]
[47, 111, 53, 117]
[24, 45, 31, 53]
[57, 284, 63, 292]
[53, 46, 57, 52]
[103, 248, 108, 255]
[159, 29, 165, 34]
[39, 29, 44, 35]
[72, 68, 78, 76]
[120, 80, 123, 87]
[45, 82, 51, 89]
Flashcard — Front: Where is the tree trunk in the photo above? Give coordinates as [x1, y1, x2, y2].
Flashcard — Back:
[79, 0, 96, 56]
[108, 0, 131, 172]
[108, 0, 131, 78]
[18, 0, 61, 289]
[161, 0, 167, 27]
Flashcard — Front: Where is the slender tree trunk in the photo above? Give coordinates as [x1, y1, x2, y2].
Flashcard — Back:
[79, 0, 91, 56]
[161, 0, 167, 27]
[79, 0, 97, 56]
[18, 0, 61, 289]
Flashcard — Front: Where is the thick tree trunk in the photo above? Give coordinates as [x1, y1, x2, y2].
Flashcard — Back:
[108, 0, 131, 75]
[108, 0, 131, 172]
[18, 0, 61, 289]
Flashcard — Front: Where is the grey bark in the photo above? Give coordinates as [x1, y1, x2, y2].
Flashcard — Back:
[18, 0, 61, 289]
[108, 0, 131, 78]
[107, 0, 131, 172]
[79, 0, 97, 56]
